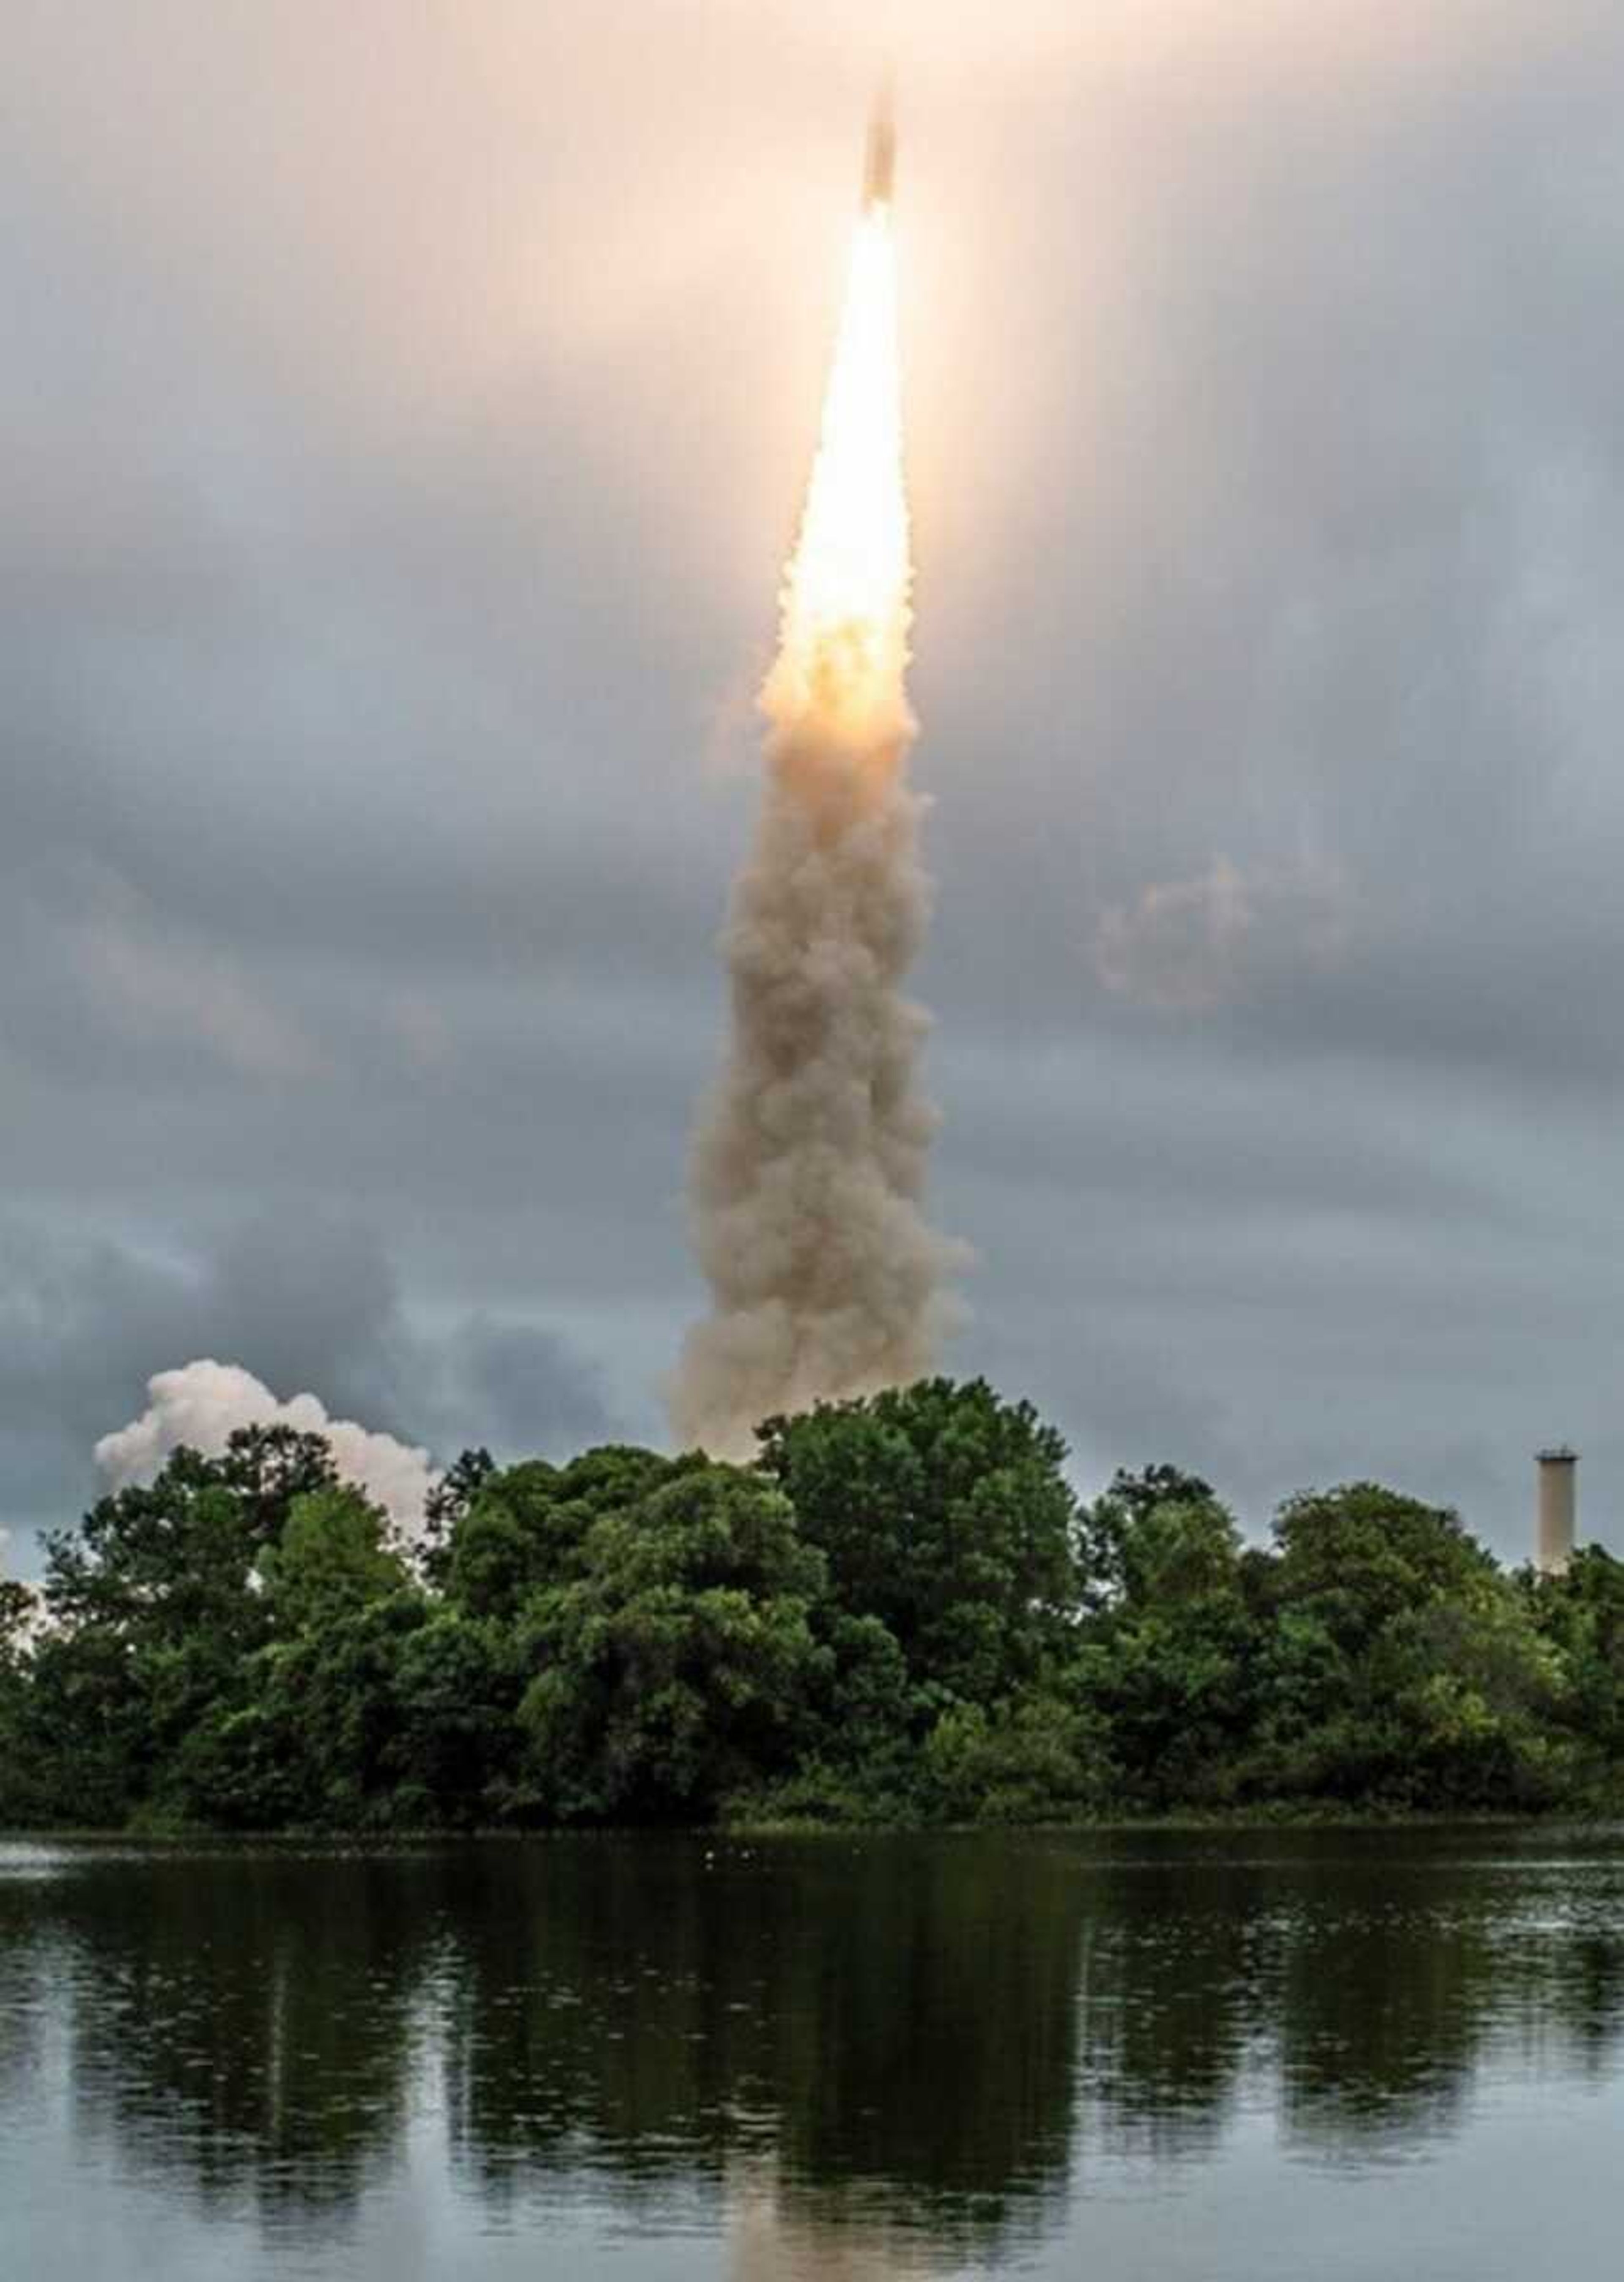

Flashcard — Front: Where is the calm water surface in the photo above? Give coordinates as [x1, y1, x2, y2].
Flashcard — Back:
[2, 1828, 1622, 2279]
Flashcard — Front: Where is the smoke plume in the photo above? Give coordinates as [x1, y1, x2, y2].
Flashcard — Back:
[673, 192, 964, 1455]
[95, 1359, 439, 1532]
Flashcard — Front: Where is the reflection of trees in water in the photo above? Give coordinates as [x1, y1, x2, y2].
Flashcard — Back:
[1070, 1854, 1271, 2167]
[1273, 1871, 1489, 2156]
[1067, 1847, 1493, 2165]
[438, 1837, 1081, 2255]
[1, 1849, 439, 2245]
[1066, 1837, 1624, 2167]
[1265, 1841, 1624, 2159]
[1547, 1921, 1624, 2078]
[0, 1917, 55, 2112]
[7, 1834, 1624, 2260]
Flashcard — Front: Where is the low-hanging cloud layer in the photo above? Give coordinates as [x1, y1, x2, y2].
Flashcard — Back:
[7, 1, 1624, 1568]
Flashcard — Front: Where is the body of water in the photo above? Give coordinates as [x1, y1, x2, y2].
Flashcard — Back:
[2, 1827, 1621, 2278]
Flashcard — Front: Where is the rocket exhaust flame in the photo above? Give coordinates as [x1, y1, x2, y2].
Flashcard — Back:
[672, 108, 965, 1456]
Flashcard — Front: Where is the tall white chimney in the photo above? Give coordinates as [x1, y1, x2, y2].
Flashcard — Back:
[1536, 1448, 1577, 1577]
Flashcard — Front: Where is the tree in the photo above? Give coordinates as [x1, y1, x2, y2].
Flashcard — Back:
[11, 1391, 1624, 1830]
[1270, 1483, 1498, 1653]
[421, 1446, 496, 1588]
[1241, 1484, 1558, 1805]
[259, 1486, 409, 1637]
[0, 1578, 36, 1670]
[190, 1590, 431, 1829]
[38, 1447, 283, 1816]
[513, 1463, 827, 1821]
[1080, 1464, 1218, 1607]
[921, 1693, 1109, 1824]
[44, 1461, 262, 1652]
[390, 1610, 520, 1823]
[0, 1582, 47, 1825]
[757, 1380, 1078, 1711]
[1365, 1591, 1571, 1807]
[42, 1423, 340, 1653]
[1072, 1477, 1258, 1804]
[446, 1447, 693, 1621]
[1524, 1545, 1624, 1773]
[213, 1423, 341, 1541]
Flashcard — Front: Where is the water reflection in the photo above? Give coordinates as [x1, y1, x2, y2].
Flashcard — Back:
[47, 1851, 439, 2236]
[4, 1831, 1624, 2270]
[432, 1838, 1080, 2257]
[726, 2166, 947, 2279]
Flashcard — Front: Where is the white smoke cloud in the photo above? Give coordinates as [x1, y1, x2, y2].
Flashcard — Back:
[94, 1360, 439, 1532]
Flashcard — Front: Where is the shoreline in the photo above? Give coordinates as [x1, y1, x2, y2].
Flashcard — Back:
[4, 1804, 1619, 1845]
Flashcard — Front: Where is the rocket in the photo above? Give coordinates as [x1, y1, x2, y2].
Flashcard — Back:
[862, 84, 896, 210]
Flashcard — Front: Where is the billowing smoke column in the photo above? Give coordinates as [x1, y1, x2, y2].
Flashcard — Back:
[96, 1360, 439, 1533]
[673, 106, 964, 1456]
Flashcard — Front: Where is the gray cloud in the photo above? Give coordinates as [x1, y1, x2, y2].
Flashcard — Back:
[0, 1216, 618, 1566]
[456, 1321, 616, 1456]
[1097, 857, 1350, 1015]
[5, 3, 1624, 1570]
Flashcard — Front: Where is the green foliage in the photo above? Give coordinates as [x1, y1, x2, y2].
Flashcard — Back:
[4, 1626, 149, 1826]
[0, 1577, 36, 1649]
[1081, 1464, 1219, 1606]
[445, 1447, 694, 1620]
[259, 1486, 409, 1635]
[757, 1378, 1078, 1709]
[390, 1610, 518, 1822]
[1073, 1476, 1259, 1805]
[7, 1382, 1624, 1830]
[1526, 1547, 1624, 1737]
[1270, 1483, 1498, 1651]
[420, 1445, 496, 1589]
[921, 1695, 1108, 1824]
[512, 1463, 826, 1821]
[1236, 1487, 1563, 1808]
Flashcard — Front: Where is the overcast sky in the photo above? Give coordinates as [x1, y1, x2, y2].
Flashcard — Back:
[5, 0, 1624, 1572]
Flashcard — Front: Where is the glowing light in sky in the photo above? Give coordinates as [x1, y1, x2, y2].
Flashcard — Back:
[767, 201, 913, 745]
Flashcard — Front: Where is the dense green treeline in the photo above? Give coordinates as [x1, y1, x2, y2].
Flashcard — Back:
[2, 1377, 1621, 1829]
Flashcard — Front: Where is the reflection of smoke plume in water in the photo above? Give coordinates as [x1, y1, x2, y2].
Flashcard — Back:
[673, 174, 964, 1456]
[726, 2166, 945, 2281]
[95, 1360, 439, 1532]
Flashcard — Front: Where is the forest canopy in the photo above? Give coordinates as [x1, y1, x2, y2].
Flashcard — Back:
[1, 1378, 1617, 1830]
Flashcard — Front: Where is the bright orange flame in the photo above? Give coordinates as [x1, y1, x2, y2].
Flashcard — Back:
[765, 203, 912, 747]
